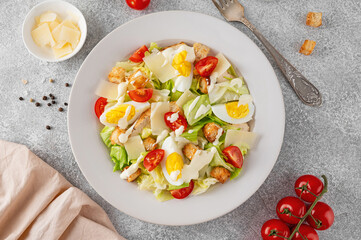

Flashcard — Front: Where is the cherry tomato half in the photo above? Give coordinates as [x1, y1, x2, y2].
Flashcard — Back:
[94, 97, 107, 118]
[295, 175, 324, 202]
[261, 219, 291, 240]
[164, 112, 188, 133]
[143, 149, 165, 172]
[129, 45, 149, 63]
[276, 196, 307, 224]
[291, 224, 319, 240]
[307, 202, 334, 230]
[222, 146, 243, 168]
[125, 0, 150, 10]
[128, 88, 153, 102]
[170, 180, 194, 199]
[195, 56, 218, 77]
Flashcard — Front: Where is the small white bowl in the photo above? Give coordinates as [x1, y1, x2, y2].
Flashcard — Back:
[22, 0, 87, 62]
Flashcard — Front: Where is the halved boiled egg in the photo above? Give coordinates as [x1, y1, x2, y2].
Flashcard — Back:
[162, 44, 195, 92]
[160, 136, 185, 186]
[99, 101, 150, 128]
[211, 95, 254, 124]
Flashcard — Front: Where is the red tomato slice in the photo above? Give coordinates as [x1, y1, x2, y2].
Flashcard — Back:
[143, 149, 165, 172]
[94, 97, 107, 118]
[164, 112, 187, 133]
[195, 56, 218, 77]
[276, 196, 307, 225]
[291, 224, 319, 240]
[294, 175, 324, 202]
[170, 180, 194, 199]
[261, 219, 291, 240]
[129, 45, 148, 63]
[128, 88, 153, 102]
[222, 146, 243, 168]
[125, 0, 150, 10]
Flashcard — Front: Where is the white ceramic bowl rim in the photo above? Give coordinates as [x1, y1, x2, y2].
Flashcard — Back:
[68, 11, 285, 226]
[22, 0, 87, 62]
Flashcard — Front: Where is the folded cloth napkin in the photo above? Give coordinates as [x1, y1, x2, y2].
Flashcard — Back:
[0, 140, 125, 240]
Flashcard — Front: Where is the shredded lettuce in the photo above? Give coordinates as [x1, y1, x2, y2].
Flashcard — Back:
[141, 128, 152, 139]
[209, 78, 249, 104]
[192, 178, 218, 195]
[227, 65, 238, 77]
[190, 78, 200, 95]
[168, 182, 189, 190]
[110, 145, 128, 171]
[207, 146, 235, 172]
[154, 189, 174, 201]
[149, 42, 162, 52]
[183, 95, 212, 125]
[100, 126, 115, 148]
[230, 168, 242, 180]
[170, 91, 183, 101]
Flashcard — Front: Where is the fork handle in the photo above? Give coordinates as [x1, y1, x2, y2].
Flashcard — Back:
[239, 18, 322, 106]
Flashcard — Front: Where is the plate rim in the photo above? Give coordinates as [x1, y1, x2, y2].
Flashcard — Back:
[68, 10, 285, 226]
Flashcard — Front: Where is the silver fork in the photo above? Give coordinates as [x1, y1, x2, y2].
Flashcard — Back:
[212, 0, 322, 106]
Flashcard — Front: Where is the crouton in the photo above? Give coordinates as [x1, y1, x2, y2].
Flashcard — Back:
[182, 143, 201, 160]
[110, 127, 125, 145]
[299, 40, 316, 55]
[210, 167, 230, 184]
[198, 76, 210, 94]
[143, 137, 157, 151]
[131, 108, 151, 136]
[193, 43, 210, 62]
[124, 167, 141, 182]
[129, 70, 150, 89]
[108, 67, 126, 84]
[203, 123, 223, 143]
[306, 12, 322, 27]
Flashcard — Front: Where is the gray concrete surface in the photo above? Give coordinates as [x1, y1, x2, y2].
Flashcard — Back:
[1, 0, 360, 239]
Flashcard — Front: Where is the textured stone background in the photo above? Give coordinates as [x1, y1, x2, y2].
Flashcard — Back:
[1, 0, 360, 239]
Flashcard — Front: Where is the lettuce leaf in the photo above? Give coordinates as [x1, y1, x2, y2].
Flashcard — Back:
[227, 65, 238, 77]
[154, 189, 174, 201]
[110, 145, 128, 171]
[115, 61, 139, 71]
[183, 95, 212, 125]
[209, 78, 249, 104]
[100, 126, 115, 148]
[207, 146, 235, 172]
[149, 42, 162, 52]
[170, 90, 183, 101]
[192, 178, 218, 195]
[230, 168, 242, 180]
[168, 182, 189, 190]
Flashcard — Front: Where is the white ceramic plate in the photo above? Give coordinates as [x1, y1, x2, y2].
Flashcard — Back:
[68, 11, 285, 226]
[22, 0, 87, 62]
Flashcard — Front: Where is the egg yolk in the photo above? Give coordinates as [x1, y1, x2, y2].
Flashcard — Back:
[166, 152, 184, 180]
[105, 104, 135, 124]
[172, 50, 192, 77]
[225, 102, 249, 119]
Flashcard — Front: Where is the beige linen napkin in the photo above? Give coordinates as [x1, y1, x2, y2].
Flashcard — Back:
[0, 140, 125, 240]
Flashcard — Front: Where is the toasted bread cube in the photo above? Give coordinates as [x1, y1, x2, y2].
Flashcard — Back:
[110, 127, 125, 146]
[210, 167, 230, 184]
[143, 137, 157, 151]
[198, 76, 210, 94]
[193, 43, 210, 62]
[299, 40, 316, 55]
[129, 70, 149, 89]
[306, 12, 322, 27]
[182, 143, 201, 160]
[108, 67, 125, 84]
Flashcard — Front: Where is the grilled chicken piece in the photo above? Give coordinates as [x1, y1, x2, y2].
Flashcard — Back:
[110, 127, 125, 145]
[182, 143, 201, 161]
[198, 76, 210, 94]
[143, 137, 157, 151]
[124, 167, 141, 182]
[169, 101, 182, 114]
[193, 43, 210, 62]
[203, 123, 223, 143]
[210, 167, 230, 184]
[131, 108, 151, 136]
[129, 70, 150, 89]
[108, 67, 126, 84]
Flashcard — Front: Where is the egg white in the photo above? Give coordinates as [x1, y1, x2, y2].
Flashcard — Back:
[99, 101, 150, 127]
[160, 136, 185, 186]
[211, 101, 255, 124]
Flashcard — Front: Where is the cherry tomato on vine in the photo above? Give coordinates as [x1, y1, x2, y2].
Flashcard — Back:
[164, 112, 187, 133]
[307, 202, 334, 230]
[276, 196, 307, 224]
[125, 0, 150, 10]
[295, 175, 324, 202]
[291, 224, 319, 240]
[128, 88, 153, 102]
[195, 56, 218, 77]
[129, 45, 148, 62]
[94, 97, 107, 118]
[143, 149, 165, 172]
[261, 219, 290, 240]
[170, 180, 194, 199]
[222, 146, 243, 168]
